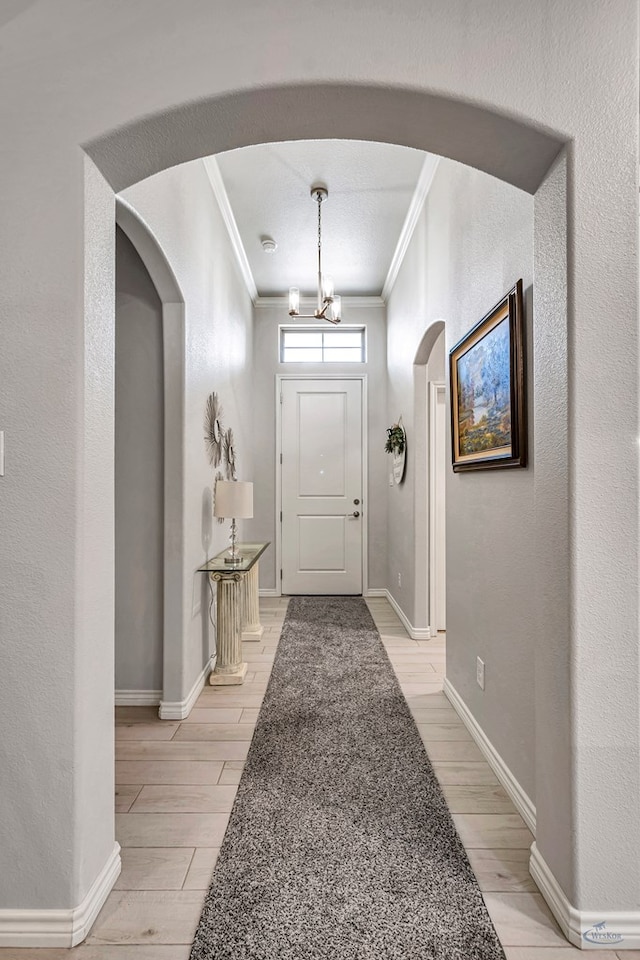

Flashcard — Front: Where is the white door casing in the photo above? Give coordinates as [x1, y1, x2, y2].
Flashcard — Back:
[279, 378, 364, 595]
[429, 382, 446, 631]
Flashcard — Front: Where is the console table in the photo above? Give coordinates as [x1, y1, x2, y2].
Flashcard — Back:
[198, 542, 270, 685]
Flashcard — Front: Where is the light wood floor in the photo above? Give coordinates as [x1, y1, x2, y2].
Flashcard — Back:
[0, 597, 631, 959]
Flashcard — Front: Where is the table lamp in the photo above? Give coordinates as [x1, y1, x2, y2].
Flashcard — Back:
[214, 479, 253, 564]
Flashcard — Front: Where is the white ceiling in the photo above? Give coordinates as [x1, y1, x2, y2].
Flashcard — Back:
[213, 140, 430, 299]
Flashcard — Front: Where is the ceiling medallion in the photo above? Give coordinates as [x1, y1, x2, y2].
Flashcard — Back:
[288, 185, 342, 325]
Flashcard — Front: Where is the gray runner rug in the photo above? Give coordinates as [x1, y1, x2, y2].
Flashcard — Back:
[190, 596, 505, 960]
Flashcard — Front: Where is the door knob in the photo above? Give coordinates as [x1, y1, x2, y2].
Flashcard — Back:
[352, 511, 360, 518]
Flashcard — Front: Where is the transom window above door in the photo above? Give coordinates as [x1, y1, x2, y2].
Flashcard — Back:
[279, 326, 366, 363]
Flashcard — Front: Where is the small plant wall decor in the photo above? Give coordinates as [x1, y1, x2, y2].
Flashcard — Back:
[385, 418, 407, 485]
[385, 423, 406, 455]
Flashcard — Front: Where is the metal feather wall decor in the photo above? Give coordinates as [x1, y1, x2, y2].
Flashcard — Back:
[224, 427, 237, 480]
[204, 392, 224, 467]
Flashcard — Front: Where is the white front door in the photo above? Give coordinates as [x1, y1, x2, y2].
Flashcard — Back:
[281, 378, 363, 595]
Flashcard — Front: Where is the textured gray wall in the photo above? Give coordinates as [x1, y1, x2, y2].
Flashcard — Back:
[122, 161, 256, 701]
[439, 167, 535, 804]
[387, 159, 536, 802]
[115, 227, 164, 693]
[531, 154, 572, 897]
[0, 0, 637, 926]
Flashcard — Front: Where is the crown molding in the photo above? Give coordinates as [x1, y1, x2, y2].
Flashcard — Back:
[204, 152, 439, 308]
[202, 156, 258, 304]
[254, 295, 385, 309]
[381, 155, 440, 302]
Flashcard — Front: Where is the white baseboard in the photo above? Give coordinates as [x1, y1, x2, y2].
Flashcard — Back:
[443, 678, 536, 835]
[114, 689, 162, 707]
[366, 588, 431, 640]
[0, 843, 121, 947]
[159, 656, 214, 720]
[530, 842, 640, 949]
[259, 588, 280, 597]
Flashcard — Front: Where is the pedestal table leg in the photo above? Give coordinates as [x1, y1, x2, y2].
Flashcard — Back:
[241, 562, 264, 642]
[209, 573, 247, 685]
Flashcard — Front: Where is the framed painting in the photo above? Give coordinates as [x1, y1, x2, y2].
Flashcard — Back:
[449, 279, 526, 472]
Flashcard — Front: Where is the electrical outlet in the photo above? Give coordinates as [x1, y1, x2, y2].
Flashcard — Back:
[397, 572, 402, 588]
[476, 656, 485, 690]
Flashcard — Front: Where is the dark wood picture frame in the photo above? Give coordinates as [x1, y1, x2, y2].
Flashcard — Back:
[449, 279, 526, 472]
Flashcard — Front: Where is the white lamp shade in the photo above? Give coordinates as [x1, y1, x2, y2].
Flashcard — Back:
[214, 480, 253, 519]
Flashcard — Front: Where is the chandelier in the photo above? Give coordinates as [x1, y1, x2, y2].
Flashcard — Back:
[288, 185, 342, 324]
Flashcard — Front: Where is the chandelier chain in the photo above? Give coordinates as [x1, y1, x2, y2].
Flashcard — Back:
[288, 184, 341, 324]
[317, 191, 322, 279]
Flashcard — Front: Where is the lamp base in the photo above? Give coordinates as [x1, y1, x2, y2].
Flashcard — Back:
[224, 554, 242, 565]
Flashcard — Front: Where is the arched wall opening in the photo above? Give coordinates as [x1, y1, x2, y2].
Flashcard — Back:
[413, 321, 446, 636]
[114, 226, 165, 703]
[96, 83, 566, 732]
[114, 199, 187, 713]
[83, 87, 571, 938]
[86, 84, 564, 196]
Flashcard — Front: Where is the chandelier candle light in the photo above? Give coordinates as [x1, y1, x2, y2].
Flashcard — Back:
[288, 185, 342, 324]
[214, 480, 254, 564]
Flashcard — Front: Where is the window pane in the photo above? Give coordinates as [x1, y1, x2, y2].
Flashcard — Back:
[280, 326, 365, 363]
[322, 347, 363, 363]
[282, 331, 323, 349]
[282, 347, 323, 363]
[323, 332, 363, 349]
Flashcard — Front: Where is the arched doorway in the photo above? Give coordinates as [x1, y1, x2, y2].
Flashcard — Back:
[414, 321, 447, 637]
[78, 94, 570, 941]
[114, 225, 164, 705]
[114, 200, 189, 716]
